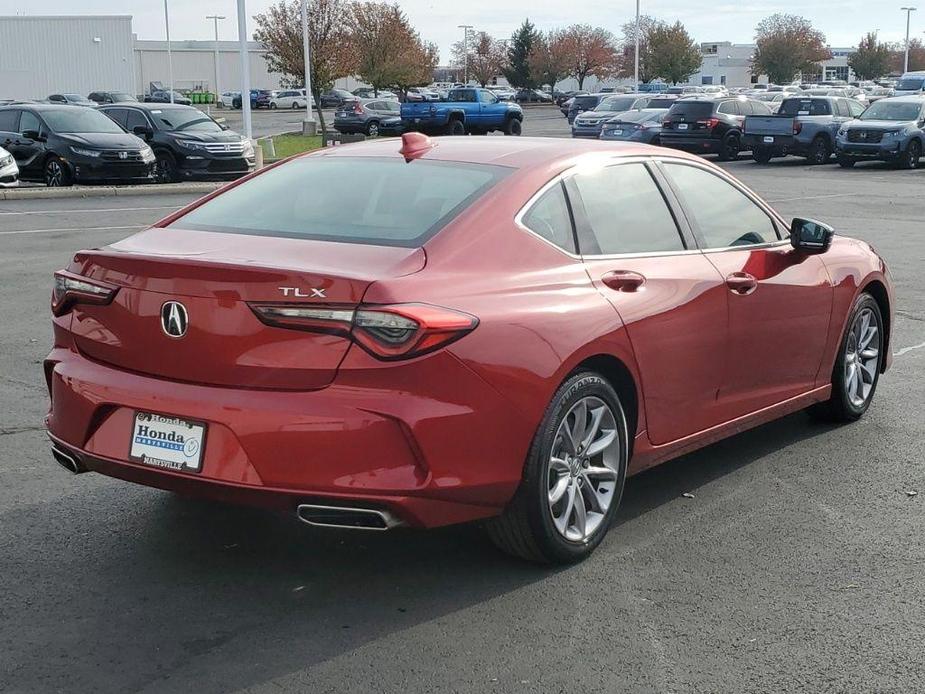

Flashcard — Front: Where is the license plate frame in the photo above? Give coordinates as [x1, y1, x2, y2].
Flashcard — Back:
[763, 136, 775, 143]
[129, 411, 207, 473]
[677, 123, 689, 130]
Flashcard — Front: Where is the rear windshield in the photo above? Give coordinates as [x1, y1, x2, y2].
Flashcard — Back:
[665, 101, 714, 119]
[896, 77, 925, 90]
[779, 98, 831, 116]
[646, 97, 677, 108]
[614, 109, 665, 123]
[171, 157, 509, 247]
[572, 96, 601, 109]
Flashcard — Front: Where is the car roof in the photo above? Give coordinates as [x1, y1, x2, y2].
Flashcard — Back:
[305, 135, 704, 172]
[105, 102, 193, 110]
[0, 103, 96, 111]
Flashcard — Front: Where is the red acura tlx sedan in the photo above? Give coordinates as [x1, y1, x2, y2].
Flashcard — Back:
[45, 134, 894, 563]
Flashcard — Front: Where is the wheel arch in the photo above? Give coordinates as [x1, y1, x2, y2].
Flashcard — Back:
[568, 353, 640, 456]
[447, 110, 466, 123]
[862, 279, 892, 371]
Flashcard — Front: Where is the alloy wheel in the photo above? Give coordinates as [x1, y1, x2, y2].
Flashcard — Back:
[45, 160, 63, 187]
[547, 396, 620, 542]
[844, 307, 880, 408]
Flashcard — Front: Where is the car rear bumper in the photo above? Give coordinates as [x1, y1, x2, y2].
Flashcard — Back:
[44, 344, 529, 528]
[659, 134, 722, 153]
[743, 134, 804, 151]
[0, 162, 18, 187]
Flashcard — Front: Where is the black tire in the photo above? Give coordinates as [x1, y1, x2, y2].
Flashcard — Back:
[503, 117, 523, 136]
[365, 120, 380, 137]
[837, 154, 856, 168]
[809, 292, 884, 422]
[232, 98, 241, 109]
[901, 139, 922, 169]
[717, 132, 740, 161]
[446, 119, 466, 136]
[44, 156, 72, 187]
[486, 371, 629, 564]
[807, 136, 832, 165]
[153, 150, 179, 184]
[269, 102, 277, 110]
[751, 145, 774, 164]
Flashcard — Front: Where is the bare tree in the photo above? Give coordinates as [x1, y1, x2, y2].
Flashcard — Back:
[528, 30, 570, 91]
[453, 31, 507, 87]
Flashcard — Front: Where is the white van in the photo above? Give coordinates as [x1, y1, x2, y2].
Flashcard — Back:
[893, 71, 925, 96]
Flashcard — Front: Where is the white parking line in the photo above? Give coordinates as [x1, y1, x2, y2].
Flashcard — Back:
[0, 225, 146, 236]
[0, 205, 179, 216]
[895, 341, 925, 357]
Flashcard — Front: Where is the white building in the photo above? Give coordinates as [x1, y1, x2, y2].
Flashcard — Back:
[692, 41, 858, 87]
[0, 15, 135, 99]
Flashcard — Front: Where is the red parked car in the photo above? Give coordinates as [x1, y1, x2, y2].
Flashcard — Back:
[45, 134, 894, 563]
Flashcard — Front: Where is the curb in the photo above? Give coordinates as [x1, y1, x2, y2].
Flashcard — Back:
[0, 182, 224, 201]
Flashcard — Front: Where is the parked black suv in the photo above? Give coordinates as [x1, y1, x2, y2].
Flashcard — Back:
[0, 104, 154, 186]
[660, 96, 773, 160]
[145, 90, 192, 106]
[100, 102, 255, 183]
[566, 94, 606, 124]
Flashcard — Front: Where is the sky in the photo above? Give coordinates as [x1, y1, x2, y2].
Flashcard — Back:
[0, 0, 916, 65]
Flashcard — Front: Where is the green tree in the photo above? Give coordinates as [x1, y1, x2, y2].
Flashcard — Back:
[751, 14, 832, 84]
[647, 21, 702, 85]
[848, 32, 891, 80]
[504, 19, 541, 88]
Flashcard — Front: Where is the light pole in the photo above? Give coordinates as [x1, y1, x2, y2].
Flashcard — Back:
[236, 0, 252, 140]
[902, 7, 917, 73]
[206, 15, 226, 106]
[163, 0, 174, 102]
[634, 0, 640, 91]
[301, 0, 316, 135]
[458, 25, 473, 84]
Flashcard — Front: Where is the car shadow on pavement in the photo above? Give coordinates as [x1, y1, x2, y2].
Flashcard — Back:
[2, 412, 837, 692]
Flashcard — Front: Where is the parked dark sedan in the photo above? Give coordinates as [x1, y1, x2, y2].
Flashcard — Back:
[660, 96, 773, 160]
[100, 103, 255, 183]
[88, 91, 138, 105]
[47, 94, 97, 107]
[320, 89, 355, 108]
[571, 94, 654, 138]
[599, 108, 668, 143]
[333, 99, 402, 136]
[145, 90, 192, 106]
[0, 104, 154, 186]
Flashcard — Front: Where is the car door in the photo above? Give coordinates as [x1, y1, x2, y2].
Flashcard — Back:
[0, 109, 21, 155]
[566, 159, 731, 445]
[659, 160, 832, 418]
[11, 110, 47, 176]
[124, 109, 152, 139]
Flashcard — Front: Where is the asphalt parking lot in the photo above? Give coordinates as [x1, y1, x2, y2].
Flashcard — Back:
[2, 119, 924, 693]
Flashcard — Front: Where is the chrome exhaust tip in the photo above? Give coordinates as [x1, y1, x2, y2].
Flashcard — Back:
[296, 503, 402, 531]
[51, 445, 85, 474]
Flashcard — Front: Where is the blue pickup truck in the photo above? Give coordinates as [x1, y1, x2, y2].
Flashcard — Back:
[401, 87, 523, 136]
[743, 96, 866, 164]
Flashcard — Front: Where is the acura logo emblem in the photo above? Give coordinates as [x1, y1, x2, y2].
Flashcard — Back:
[161, 301, 189, 338]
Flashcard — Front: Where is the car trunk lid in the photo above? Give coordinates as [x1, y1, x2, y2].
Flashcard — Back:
[67, 227, 425, 390]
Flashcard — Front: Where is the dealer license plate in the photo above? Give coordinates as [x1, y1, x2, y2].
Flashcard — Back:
[677, 123, 688, 130]
[763, 136, 775, 143]
[611, 129, 623, 136]
[129, 411, 206, 473]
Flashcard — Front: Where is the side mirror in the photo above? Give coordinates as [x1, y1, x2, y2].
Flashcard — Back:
[22, 129, 44, 142]
[790, 217, 834, 253]
[132, 125, 153, 140]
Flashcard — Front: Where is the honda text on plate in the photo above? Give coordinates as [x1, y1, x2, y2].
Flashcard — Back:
[45, 134, 894, 563]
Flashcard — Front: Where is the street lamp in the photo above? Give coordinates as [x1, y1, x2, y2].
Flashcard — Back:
[236, 0, 252, 140]
[634, 0, 640, 91]
[301, 0, 316, 135]
[458, 25, 473, 84]
[163, 0, 173, 103]
[206, 15, 226, 106]
[902, 7, 917, 73]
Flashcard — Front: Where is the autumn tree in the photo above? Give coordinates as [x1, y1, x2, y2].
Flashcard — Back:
[389, 40, 439, 96]
[751, 14, 832, 84]
[559, 24, 621, 90]
[504, 19, 541, 88]
[528, 30, 570, 91]
[453, 31, 506, 87]
[647, 21, 701, 85]
[887, 39, 925, 73]
[619, 15, 662, 84]
[847, 32, 891, 80]
[348, 2, 435, 95]
[254, 0, 355, 133]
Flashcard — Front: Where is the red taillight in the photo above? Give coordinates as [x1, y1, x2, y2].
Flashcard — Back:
[792, 121, 803, 135]
[51, 270, 118, 316]
[697, 117, 720, 129]
[249, 302, 478, 361]
[352, 101, 364, 115]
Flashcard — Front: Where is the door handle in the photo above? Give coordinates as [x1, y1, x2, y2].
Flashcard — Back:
[602, 270, 646, 292]
[725, 272, 758, 295]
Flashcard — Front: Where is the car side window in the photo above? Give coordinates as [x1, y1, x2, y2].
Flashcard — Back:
[849, 100, 866, 118]
[717, 101, 737, 115]
[103, 109, 127, 128]
[125, 110, 149, 131]
[0, 110, 20, 132]
[480, 91, 497, 104]
[521, 181, 576, 253]
[19, 110, 40, 135]
[664, 163, 780, 248]
[833, 99, 848, 117]
[572, 163, 685, 255]
[387, 102, 401, 113]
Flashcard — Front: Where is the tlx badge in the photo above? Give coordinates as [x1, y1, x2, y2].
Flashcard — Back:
[278, 287, 326, 298]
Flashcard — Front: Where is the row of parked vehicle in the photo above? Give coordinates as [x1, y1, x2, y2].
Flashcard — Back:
[565, 89, 925, 170]
[0, 101, 254, 187]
